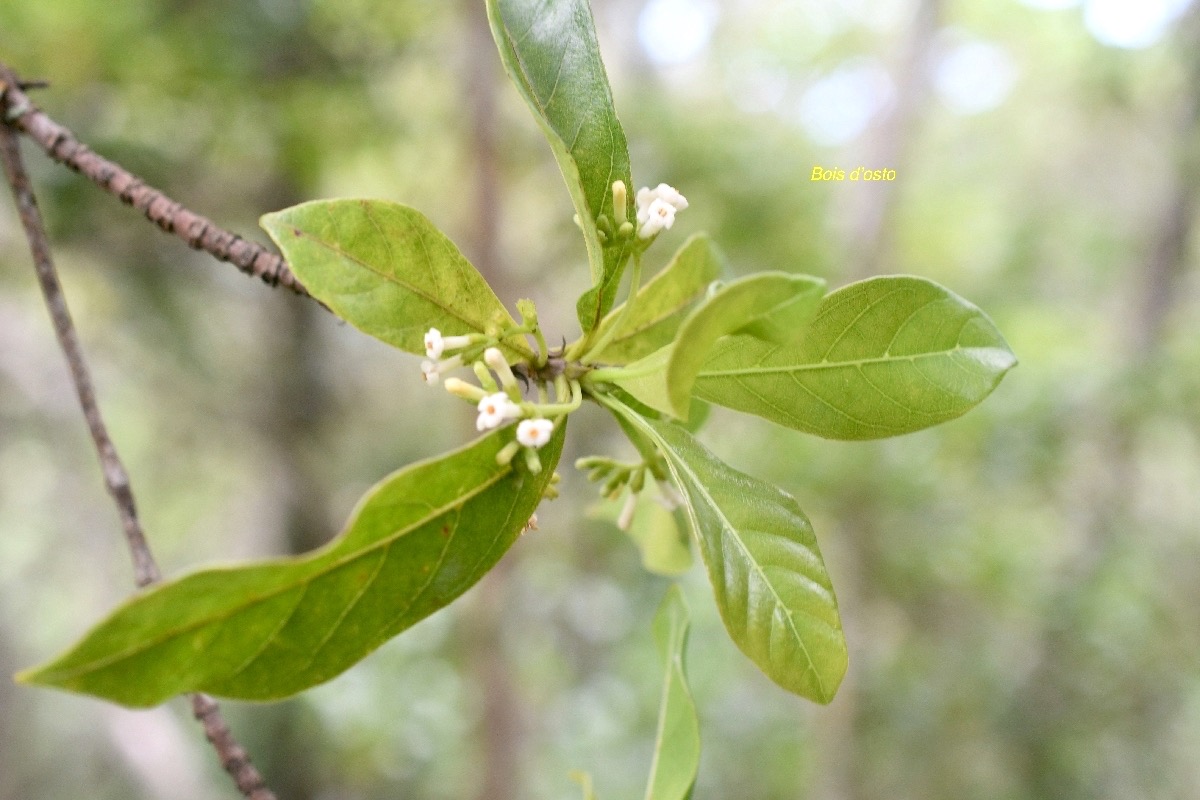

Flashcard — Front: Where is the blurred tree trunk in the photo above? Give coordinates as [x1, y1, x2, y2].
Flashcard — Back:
[254, 292, 332, 800]
[1129, 9, 1200, 358]
[462, 5, 527, 800]
[816, 3, 944, 799]
[844, 0, 942, 280]
[1015, 9, 1200, 794]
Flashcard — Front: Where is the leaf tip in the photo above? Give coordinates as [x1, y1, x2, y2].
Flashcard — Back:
[12, 665, 39, 687]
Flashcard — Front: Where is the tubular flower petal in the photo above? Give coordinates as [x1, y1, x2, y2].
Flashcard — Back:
[617, 491, 638, 531]
[421, 360, 441, 385]
[424, 328, 473, 360]
[420, 354, 464, 385]
[516, 418, 554, 449]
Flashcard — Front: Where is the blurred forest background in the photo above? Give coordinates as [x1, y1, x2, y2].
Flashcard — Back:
[2, 0, 1200, 798]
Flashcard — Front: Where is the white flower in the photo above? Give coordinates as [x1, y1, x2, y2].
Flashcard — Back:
[420, 354, 463, 385]
[637, 182, 688, 213]
[424, 327, 472, 360]
[516, 418, 554, 448]
[476, 392, 522, 431]
[637, 197, 677, 239]
[635, 183, 687, 239]
[421, 359, 441, 385]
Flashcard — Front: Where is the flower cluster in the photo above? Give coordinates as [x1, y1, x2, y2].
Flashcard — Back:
[419, 324, 583, 473]
[636, 183, 688, 240]
[576, 454, 685, 532]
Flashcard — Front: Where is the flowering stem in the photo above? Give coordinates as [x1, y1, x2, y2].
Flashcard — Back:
[532, 325, 550, 368]
[579, 250, 643, 364]
[521, 378, 582, 417]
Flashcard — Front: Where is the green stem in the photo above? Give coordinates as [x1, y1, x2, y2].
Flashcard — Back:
[532, 324, 550, 367]
[522, 378, 582, 417]
[580, 250, 643, 364]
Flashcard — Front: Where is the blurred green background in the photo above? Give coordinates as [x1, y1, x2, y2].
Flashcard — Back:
[2, 0, 1199, 798]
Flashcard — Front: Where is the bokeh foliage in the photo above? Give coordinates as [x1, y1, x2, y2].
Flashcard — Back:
[2, 1, 1199, 799]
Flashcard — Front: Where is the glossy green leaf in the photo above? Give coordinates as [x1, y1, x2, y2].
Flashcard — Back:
[261, 199, 530, 359]
[18, 427, 565, 707]
[599, 272, 826, 419]
[604, 396, 846, 703]
[486, 0, 634, 332]
[644, 585, 699, 800]
[590, 234, 724, 365]
[693, 275, 1017, 439]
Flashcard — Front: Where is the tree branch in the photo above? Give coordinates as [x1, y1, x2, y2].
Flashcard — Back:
[0, 62, 312, 299]
[1, 82, 278, 800]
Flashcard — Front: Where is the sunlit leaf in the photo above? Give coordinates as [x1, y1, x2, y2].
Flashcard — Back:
[600, 272, 825, 419]
[644, 585, 699, 800]
[591, 234, 724, 364]
[486, 0, 634, 333]
[18, 427, 564, 707]
[261, 199, 530, 359]
[604, 397, 846, 703]
[694, 276, 1017, 439]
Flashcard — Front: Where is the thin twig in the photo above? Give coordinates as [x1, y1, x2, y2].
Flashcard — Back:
[1, 88, 278, 800]
[0, 63, 311, 299]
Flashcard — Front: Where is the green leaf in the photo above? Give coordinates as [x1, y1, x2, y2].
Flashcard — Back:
[627, 497, 692, 577]
[590, 234, 725, 364]
[599, 272, 826, 419]
[693, 275, 1017, 439]
[486, 0, 634, 332]
[261, 199, 530, 359]
[644, 585, 700, 800]
[18, 427, 565, 707]
[603, 396, 847, 704]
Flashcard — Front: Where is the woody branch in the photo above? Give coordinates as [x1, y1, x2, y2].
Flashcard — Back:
[0, 73, 278, 800]
[0, 62, 311, 299]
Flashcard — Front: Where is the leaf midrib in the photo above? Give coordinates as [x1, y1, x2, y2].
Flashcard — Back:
[291, 215, 533, 358]
[697, 345, 1004, 377]
[607, 397, 827, 699]
[39, 465, 513, 683]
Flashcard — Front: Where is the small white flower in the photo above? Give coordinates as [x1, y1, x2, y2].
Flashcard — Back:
[637, 197, 677, 239]
[421, 359, 441, 385]
[424, 327, 472, 360]
[476, 392, 522, 431]
[420, 354, 463, 385]
[639, 182, 688, 212]
[516, 418, 554, 448]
